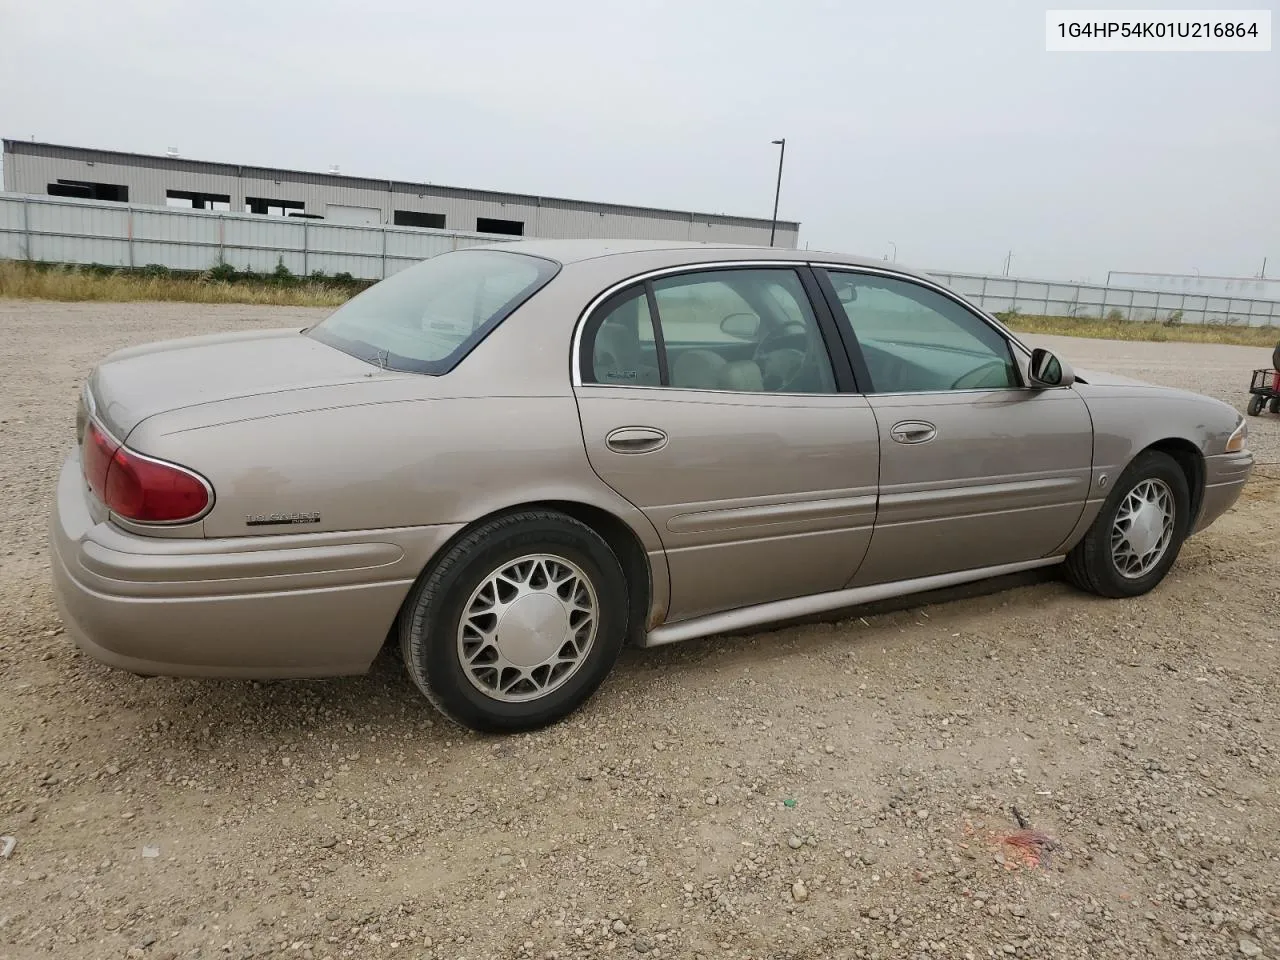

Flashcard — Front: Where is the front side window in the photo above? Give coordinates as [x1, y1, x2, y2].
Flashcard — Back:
[308, 250, 558, 374]
[825, 271, 1018, 392]
[583, 268, 836, 394]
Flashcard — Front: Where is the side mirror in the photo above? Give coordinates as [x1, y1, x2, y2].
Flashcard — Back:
[1028, 347, 1074, 388]
[720, 312, 761, 340]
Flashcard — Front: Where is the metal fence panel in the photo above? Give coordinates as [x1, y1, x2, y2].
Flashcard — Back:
[308, 223, 383, 257]
[982, 278, 1018, 298]
[31, 233, 130, 266]
[924, 267, 1280, 327]
[132, 240, 215, 272]
[2, 194, 1278, 324]
[0, 198, 25, 232]
[133, 208, 221, 244]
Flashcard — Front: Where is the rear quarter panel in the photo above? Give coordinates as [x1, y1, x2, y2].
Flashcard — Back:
[131, 396, 663, 547]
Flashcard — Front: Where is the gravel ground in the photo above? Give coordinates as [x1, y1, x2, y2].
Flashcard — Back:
[1, 301, 1278, 960]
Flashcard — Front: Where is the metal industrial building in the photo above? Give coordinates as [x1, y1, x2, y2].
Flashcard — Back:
[2, 140, 800, 247]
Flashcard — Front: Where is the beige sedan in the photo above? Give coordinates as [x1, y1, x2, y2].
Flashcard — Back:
[50, 240, 1253, 731]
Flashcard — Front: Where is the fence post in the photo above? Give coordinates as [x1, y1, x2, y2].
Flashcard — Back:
[1127, 289, 1135, 322]
[21, 195, 31, 260]
[303, 221, 309, 276]
[217, 215, 225, 266]
[1099, 285, 1108, 319]
[127, 205, 135, 268]
[381, 226, 388, 279]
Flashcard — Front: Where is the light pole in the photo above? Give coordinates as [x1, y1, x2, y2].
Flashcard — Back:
[887, 240, 897, 263]
[769, 138, 786, 247]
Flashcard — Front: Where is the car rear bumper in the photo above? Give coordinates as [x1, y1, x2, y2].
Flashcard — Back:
[49, 450, 461, 678]
[1191, 450, 1253, 534]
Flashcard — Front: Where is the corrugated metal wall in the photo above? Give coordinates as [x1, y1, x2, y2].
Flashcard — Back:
[2, 142, 801, 248]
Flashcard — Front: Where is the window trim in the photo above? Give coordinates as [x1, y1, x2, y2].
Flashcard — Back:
[573, 261, 855, 395]
[813, 265, 1033, 396]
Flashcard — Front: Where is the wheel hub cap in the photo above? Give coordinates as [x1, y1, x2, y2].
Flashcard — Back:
[1126, 501, 1164, 556]
[496, 593, 570, 667]
[1110, 478, 1175, 580]
[457, 554, 598, 703]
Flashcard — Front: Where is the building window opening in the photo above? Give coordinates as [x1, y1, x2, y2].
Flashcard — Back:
[394, 210, 446, 229]
[47, 180, 129, 202]
[476, 217, 523, 236]
[166, 189, 231, 211]
[245, 196, 306, 217]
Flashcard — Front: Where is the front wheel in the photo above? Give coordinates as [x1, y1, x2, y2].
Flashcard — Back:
[399, 510, 629, 733]
[1064, 451, 1191, 598]
[1248, 394, 1265, 416]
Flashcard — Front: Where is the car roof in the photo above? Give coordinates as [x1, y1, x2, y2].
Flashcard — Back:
[472, 237, 928, 278]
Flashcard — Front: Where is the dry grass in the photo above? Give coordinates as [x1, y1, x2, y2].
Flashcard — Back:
[0, 262, 352, 307]
[1004, 313, 1280, 348]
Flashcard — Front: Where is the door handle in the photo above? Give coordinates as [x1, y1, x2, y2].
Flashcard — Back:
[605, 426, 668, 454]
[890, 420, 937, 444]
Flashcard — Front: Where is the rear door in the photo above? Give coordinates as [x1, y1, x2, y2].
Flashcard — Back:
[572, 264, 881, 624]
[814, 266, 1093, 586]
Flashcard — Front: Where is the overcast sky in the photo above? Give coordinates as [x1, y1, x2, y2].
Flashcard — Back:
[2, 0, 1276, 280]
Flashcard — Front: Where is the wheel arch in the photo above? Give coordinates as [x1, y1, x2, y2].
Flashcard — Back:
[1143, 437, 1205, 528]
[394, 499, 660, 649]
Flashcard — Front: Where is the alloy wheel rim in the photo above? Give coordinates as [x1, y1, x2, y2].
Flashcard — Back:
[1110, 478, 1175, 579]
[456, 554, 598, 703]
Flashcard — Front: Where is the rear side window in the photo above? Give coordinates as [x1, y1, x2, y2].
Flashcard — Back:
[581, 267, 837, 394]
[308, 250, 558, 375]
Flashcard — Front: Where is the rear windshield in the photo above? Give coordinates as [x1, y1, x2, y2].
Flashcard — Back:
[307, 249, 559, 374]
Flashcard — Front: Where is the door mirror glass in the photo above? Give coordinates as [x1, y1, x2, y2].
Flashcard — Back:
[1029, 347, 1073, 387]
[720, 312, 761, 340]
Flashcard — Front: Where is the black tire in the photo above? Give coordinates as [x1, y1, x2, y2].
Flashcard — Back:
[1248, 394, 1265, 417]
[1064, 450, 1191, 599]
[399, 510, 628, 733]
[1269, 397, 1280, 415]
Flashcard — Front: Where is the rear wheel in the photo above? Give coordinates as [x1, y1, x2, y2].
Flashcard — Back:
[1248, 394, 1265, 416]
[1064, 450, 1191, 599]
[1269, 397, 1280, 415]
[399, 510, 629, 733]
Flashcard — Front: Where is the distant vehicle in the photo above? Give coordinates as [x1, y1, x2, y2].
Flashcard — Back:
[50, 240, 1253, 731]
[1245, 341, 1280, 416]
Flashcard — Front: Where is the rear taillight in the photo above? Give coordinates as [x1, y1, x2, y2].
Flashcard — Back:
[82, 421, 212, 524]
[82, 421, 117, 503]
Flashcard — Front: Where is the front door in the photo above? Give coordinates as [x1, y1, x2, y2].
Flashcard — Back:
[815, 267, 1094, 586]
[573, 265, 881, 623]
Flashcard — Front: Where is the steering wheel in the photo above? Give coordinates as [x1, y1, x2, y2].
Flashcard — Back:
[951, 360, 1011, 390]
[753, 322, 819, 392]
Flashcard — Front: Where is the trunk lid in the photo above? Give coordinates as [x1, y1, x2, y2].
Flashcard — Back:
[87, 328, 383, 439]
